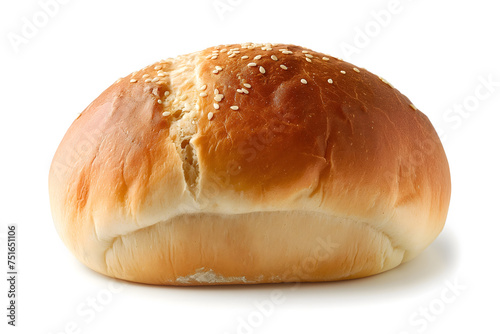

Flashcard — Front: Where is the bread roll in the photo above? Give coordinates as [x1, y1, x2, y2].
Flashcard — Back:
[49, 43, 451, 285]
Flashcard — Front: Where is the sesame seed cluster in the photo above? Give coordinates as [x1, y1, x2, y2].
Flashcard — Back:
[117, 42, 416, 125]
[195, 43, 371, 121]
[116, 60, 176, 116]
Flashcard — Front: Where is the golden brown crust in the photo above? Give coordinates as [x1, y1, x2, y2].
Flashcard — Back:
[49, 43, 451, 285]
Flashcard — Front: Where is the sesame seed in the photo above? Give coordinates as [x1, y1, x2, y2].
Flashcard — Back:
[248, 62, 257, 67]
[142, 74, 150, 78]
[379, 76, 394, 88]
[228, 54, 237, 58]
[302, 50, 310, 53]
[220, 48, 227, 52]
[157, 99, 162, 104]
[157, 72, 166, 77]
[265, 47, 272, 51]
[130, 79, 137, 83]
[237, 89, 243, 93]
[211, 55, 218, 60]
[232, 50, 240, 54]
[162, 112, 170, 117]
[271, 55, 278, 61]
[254, 55, 262, 60]
[152, 77, 160, 82]
[212, 70, 219, 74]
[241, 88, 249, 94]
[213, 103, 220, 110]
[154, 65, 162, 70]
[410, 104, 417, 110]
[322, 57, 330, 61]
[243, 83, 251, 88]
[164, 91, 170, 96]
[208, 112, 214, 120]
[340, 70, 346, 74]
[199, 92, 207, 97]
[241, 56, 249, 59]
[145, 79, 152, 83]
[304, 54, 313, 58]
[230, 106, 239, 110]
[214, 94, 224, 102]
[353, 67, 360, 73]
[328, 79, 333, 84]
[282, 50, 293, 54]
[301, 79, 307, 84]
[215, 66, 223, 71]
[181, 95, 188, 101]
[305, 58, 312, 63]
[280, 65, 288, 70]
[259, 66, 266, 74]
[200, 84, 207, 90]
[214, 88, 219, 95]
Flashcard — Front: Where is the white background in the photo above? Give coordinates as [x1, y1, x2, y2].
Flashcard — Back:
[1, 0, 499, 333]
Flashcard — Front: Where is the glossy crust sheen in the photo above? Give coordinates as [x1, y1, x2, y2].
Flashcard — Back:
[49, 43, 451, 285]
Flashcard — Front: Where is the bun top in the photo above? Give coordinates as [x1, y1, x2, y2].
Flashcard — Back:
[49, 43, 450, 272]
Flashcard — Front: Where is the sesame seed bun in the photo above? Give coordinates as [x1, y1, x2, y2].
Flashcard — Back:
[49, 43, 451, 285]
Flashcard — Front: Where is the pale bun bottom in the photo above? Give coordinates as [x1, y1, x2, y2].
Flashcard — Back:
[98, 211, 406, 285]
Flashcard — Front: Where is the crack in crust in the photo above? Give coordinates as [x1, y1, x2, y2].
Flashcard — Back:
[160, 54, 202, 199]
